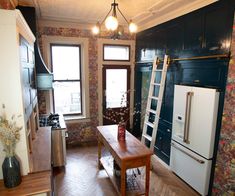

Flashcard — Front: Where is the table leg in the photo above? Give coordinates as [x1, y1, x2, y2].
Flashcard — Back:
[120, 164, 126, 196]
[145, 156, 151, 196]
[98, 136, 101, 169]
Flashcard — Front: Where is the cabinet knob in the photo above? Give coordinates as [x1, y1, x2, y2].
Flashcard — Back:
[167, 129, 171, 132]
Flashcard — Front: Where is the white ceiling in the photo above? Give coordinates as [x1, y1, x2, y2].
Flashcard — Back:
[18, 0, 217, 31]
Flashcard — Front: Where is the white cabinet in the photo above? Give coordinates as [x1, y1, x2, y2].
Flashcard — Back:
[0, 9, 35, 179]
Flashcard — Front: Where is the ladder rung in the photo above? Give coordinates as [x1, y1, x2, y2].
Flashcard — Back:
[147, 109, 156, 114]
[154, 69, 163, 72]
[151, 82, 160, 86]
[149, 96, 158, 100]
[145, 121, 154, 128]
[142, 134, 152, 141]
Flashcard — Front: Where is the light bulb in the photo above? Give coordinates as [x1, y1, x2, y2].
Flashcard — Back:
[105, 16, 118, 31]
[92, 22, 100, 35]
[129, 21, 137, 33]
[92, 25, 100, 35]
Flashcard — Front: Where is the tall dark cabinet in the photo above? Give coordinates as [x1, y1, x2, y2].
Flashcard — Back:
[134, 0, 234, 165]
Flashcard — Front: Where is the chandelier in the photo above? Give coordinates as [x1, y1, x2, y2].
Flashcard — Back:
[92, 0, 137, 37]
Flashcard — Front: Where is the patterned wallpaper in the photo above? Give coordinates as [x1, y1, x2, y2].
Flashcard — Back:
[37, 26, 134, 145]
[212, 14, 235, 195]
[0, 0, 14, 9]
[1, 2, 234, 194]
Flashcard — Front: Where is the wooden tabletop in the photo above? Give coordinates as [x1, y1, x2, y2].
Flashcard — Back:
[97, 125, 152, 161]
[0, 171, 51, 196]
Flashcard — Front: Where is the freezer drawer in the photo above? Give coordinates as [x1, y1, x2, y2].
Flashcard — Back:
[170, 141, 212, 195]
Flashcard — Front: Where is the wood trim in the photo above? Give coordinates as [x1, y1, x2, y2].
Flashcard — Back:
[103, 44, 131, 62]
[0, 171, 51, 195]
[50, 43, 83, 115]
[9, 0, 18, 8]
[15, 10, 35, 45]
[137, 0, 216, 32]
[102, 65, 131, 127]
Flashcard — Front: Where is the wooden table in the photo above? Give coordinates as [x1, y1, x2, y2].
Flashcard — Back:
[97, 125, 153, 196]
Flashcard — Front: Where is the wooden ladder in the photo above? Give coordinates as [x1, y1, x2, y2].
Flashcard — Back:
[141, 55, 169, 150]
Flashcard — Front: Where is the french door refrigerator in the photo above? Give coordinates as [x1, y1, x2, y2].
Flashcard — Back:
[170, 85, 219, 195]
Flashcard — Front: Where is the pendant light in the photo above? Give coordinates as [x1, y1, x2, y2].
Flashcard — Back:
[92, 0, 137, 36]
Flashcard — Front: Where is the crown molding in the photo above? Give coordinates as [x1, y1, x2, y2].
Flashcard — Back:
[15, 9, 36, 44]
[38, 18, 92, 30]
[137, 0, 217, 32]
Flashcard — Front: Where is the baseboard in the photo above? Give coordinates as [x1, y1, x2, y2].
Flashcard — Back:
[151, 154, 171, 171]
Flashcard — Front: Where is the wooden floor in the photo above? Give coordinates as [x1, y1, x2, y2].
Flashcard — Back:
[53, 146, 199, 196]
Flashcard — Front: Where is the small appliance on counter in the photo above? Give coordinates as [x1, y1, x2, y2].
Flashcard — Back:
[39, 113, 68, 167]
[170, 85, 219, 195]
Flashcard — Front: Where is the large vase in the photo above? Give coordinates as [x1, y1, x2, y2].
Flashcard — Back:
[2, 156, 21, 188]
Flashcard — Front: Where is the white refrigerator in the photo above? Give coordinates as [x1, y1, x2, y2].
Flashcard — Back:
[170, 85, 219, 195]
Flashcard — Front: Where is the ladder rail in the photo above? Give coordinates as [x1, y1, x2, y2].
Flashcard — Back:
[149, 55, 168, 150]
[141, 57, 159, 143]
[141, 55, 169, 151]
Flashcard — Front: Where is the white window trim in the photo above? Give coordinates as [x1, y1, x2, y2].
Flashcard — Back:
[97, 38, 136, 127]
[41, 35, 90, 120]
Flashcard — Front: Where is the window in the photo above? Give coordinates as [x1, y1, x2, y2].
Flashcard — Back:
[106, 69, 127, 108]
[103, 44, 130, 61]
[51, 44, 82, 115]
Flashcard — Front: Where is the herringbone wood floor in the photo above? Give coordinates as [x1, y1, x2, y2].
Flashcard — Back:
[53, 146, 199, 196]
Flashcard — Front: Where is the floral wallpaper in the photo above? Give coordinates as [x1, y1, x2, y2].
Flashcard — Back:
[0, 0, 14, 9]
[212, 14, 235, 195]
[1, 2, 234, 194]
[38, 26, 134, 145]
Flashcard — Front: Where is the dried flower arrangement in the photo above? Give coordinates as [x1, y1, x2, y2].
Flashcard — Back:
[0, 104, 22, 157]
[103, 90, 147, 125]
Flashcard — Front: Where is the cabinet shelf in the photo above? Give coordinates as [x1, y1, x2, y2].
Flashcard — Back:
[100, 156, 145, 196]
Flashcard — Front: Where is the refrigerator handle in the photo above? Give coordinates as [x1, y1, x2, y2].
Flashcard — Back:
[183, 91, 193, 144]
[171, 142, 205, 164]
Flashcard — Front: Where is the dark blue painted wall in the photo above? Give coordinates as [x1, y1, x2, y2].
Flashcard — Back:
[134, 0, 234, 180]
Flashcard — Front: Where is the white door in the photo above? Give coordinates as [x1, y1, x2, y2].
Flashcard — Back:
[172, 85, 219, 159]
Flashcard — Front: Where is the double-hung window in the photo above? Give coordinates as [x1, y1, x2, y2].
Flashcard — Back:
[51, 44, 82, 115]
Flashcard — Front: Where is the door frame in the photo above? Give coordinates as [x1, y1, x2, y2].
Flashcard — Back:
[97, 38, 135, 127]
[102, 65, 131, 127]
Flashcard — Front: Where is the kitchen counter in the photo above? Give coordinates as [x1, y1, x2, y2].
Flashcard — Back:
[30, 126, 52, 173]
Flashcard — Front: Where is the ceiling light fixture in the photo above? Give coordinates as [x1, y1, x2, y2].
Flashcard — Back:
[92, 0, 137, 37]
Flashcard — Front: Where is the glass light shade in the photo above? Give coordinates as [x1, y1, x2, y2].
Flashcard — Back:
[92, 25, 100, 34]
[129, 22, 137, 33]
[105, 15, 118, 31]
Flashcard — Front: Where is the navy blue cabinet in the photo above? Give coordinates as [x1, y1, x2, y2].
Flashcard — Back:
[134, 0, 234, 165]
[183, 11, 203, 52]
[204, 0, 233, 54]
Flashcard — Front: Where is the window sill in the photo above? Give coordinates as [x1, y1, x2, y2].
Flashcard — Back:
[64, 115, 91, 123]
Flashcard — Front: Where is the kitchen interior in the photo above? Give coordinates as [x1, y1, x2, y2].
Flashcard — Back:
[0, 0, 234, 196]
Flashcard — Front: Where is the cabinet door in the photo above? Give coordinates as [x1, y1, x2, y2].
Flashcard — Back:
[133, 63, 152, 137]
[183, 11, 203, 52]
[165, 21, 184, 56]
[20, 37, 36, 119]
[154, 64, 179, 165]
[154, 28, 166, 57]
[154, 121, 171, 165]
[179, 59, 228, 89]
[204, 1, 233, 54]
